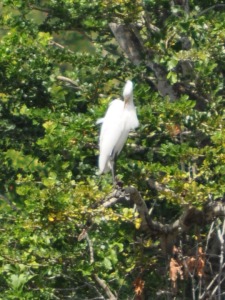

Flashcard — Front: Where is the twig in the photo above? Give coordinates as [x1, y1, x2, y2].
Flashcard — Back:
[211, 276, 225, 299]
[199, 273, 219, 300]
[92, 274, 117, 300]
[197, 4, 225, 17]
[184, 0, 190, 14]
[86, 233, 94, 264]
[0, 194, 18, 211]
[57, 76, 80, 89]
[49, 40, 74, 53]
[148, 178, 177, 198]
[217, 218, 225, 300]
[30, 5, 51, 13]
[182, 259, 196, 300]
[85, 233, 117, 300]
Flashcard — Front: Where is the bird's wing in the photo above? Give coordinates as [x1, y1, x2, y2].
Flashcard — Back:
[124, 106, 139, 130]
[99, 99, 129, 173]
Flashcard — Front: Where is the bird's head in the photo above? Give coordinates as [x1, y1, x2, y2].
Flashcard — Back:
[123, 80, 133, 104]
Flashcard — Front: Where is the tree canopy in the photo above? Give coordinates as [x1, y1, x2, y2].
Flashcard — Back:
[0, 0, 225, 299]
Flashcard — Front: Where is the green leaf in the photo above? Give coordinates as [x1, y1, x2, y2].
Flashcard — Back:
[103, 257, 112, 270]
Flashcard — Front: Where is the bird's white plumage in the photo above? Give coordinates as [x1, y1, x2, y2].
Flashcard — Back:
[123, 80, 133, 100]
[98, 80, 139, 174]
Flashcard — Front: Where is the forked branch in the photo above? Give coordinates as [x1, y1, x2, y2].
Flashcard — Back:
[99, 186, 225, 254]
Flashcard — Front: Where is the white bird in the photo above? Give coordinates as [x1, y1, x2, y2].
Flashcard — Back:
[97, 80, 139, 182]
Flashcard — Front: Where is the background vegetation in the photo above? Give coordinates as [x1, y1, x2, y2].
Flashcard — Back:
[0, 0, 225, 299]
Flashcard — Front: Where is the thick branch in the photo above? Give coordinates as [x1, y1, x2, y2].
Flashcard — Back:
[98, 186, 225, 253]
[109, 23, 177, 100]
[109, 23, 143, 65]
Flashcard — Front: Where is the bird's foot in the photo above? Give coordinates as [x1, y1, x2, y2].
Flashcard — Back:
[113, 176, 124, 190]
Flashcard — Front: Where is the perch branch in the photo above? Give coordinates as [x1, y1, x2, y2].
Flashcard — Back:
[97, 185, 225, 253]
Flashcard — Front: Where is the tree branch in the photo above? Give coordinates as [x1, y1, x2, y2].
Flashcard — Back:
[85, 233, 117, 300]
[0, 194, 18, 211]
[109, 23, 143, 66]
[197, 4, 225, 17]
[97, 185, 225, 254]
[30, 5, 51, 13]
[109, 22, 177, 100]
[57, 76, 80, 89]
[49, 40, 74, 53]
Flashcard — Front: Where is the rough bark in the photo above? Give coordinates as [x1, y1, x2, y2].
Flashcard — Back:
[100, 186, 225, 254]
[109, 22, 178, 100]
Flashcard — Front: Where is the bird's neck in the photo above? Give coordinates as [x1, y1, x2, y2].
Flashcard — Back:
[124, 95, 134, 107]
[127, 97, 134, 107]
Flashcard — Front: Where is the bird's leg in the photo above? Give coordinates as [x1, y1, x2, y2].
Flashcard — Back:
[110, 157, 116, 185]
[110, 156, 122, 188]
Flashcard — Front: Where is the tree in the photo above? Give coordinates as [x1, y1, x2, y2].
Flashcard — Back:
[0, 0, 225, 299]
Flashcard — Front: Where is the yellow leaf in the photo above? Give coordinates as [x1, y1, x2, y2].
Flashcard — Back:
[48, 213, 55, 222]
[134, 218, 142, 229]
[143, 239, 152, 247]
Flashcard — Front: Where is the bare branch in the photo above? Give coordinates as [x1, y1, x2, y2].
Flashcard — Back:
[216, 218, 225, 300]
[211, 276, 225, 299]
[49, 40, 74, 53]
[0, 194, 18, 211]
[148, 178, 177, 198]
[142, 9, 160, 34]
[92, 275, 117, 300]
[84, 233, 117, 300]
[197, 4, 225, 17]
[205, 221, 215, 253]
[57, 76, 80, 89]
[184, 0, 190, 14]
[86, 233, 94, 264]
[30, 5, 51, 13]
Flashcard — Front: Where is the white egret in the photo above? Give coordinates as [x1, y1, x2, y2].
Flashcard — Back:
[97, 80, 139, 182]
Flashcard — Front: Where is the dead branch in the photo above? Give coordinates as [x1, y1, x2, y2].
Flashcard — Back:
[49, 40, 74, 53]
[93, 275, 117, 300]
[217, 218, 225, 300]
[197, 4, 225, 17]
[148, 178, 177, 198]
[141, 7, 161, 35]
[85, 233, 117, 300]
[30, 5, 51, 13]
[57, 76, 80, 89]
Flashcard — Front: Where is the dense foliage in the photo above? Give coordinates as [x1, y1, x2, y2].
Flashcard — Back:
[0, 0, 225, 299]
